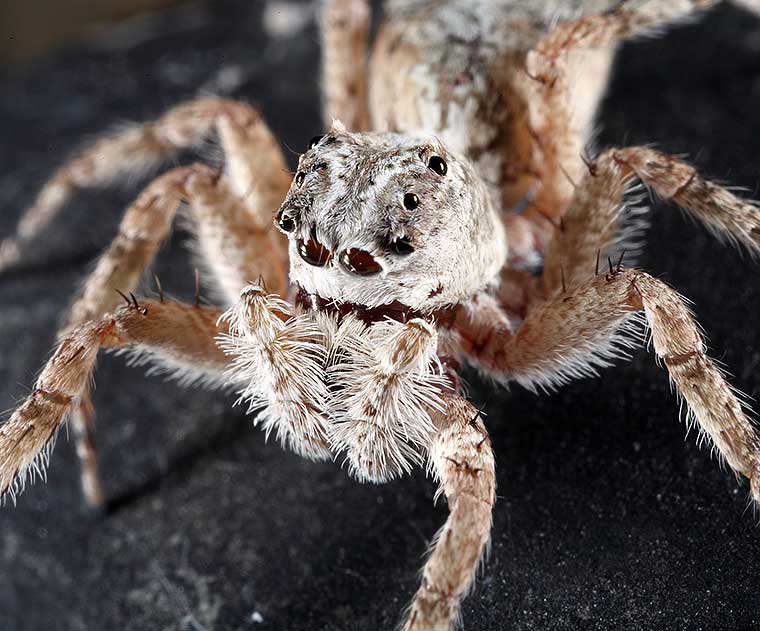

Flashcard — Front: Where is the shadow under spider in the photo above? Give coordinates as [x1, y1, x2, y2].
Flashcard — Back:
[104, 409, 252, 515]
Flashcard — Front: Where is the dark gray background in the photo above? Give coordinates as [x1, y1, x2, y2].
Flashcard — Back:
[1, 2, 760, 630]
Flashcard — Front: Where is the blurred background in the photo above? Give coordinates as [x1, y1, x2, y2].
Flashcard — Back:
[0, 1, 329, 68]
[0, 0, 188, 64]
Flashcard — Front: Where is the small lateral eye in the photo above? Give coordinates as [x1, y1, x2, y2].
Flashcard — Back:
[403, 192, 420, 210]
[339, 248, 383, 276]
[308, 135, 325, 149]
[276, 209, 295, 233]
[297, 233, 331, 267]
[295, 171, 305, 187]
[427, 155, 447, 176]
[390, 236, 414, 255]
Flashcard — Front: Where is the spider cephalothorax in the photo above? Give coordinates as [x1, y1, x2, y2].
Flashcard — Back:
[1, 1, 760, 630]
[278, 123, 507, 311]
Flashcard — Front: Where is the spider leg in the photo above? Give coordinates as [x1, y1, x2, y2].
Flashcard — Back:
[328, 318, 445, 482]
[508, 0, 719, 265]
[182, 161, 289, 303]
[54, 155, 289, 504]
[0, 299, 230, 505]
[218, 284, 332, 460]
[57, 168, 189, 507]
[0, 97, 290, 276]
[494, 267, 540, 323]
[404, 394, 495, 631]
[319, 0, 371, 131]
[460, 269, 760, 506]
[540, 147, 760, 296]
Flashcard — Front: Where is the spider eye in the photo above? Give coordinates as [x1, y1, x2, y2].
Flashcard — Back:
[339, 248, 382, 275]
[276, 209, 295, 233]
[427, 155, 447, 176]
[295, 171, 305, 187]
[403, 193, 420, 210]
[390, 237, 414, 255]
[308, 135, 325, 149]
[297, 233, 331, 267]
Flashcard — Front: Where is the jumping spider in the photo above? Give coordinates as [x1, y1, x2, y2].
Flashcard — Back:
[2, 1, 760, 629]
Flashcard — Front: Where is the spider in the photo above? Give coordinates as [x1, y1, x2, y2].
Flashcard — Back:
[1, 0, 760, 629]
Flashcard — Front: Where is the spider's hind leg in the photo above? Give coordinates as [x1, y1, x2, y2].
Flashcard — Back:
[0, 97, 291, 277]
[319, 0, 371, 131]
[16, 106, 293, 507]
[538, 146, 760, 297]
[509, 0, 722, 265]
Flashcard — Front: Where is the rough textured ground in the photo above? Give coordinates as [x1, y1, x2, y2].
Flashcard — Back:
[1, 2, 760, 630]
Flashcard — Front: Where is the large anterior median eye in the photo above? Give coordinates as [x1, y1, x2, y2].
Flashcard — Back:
[339, 248, 382, 275]
[297, 233, 331, 267]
